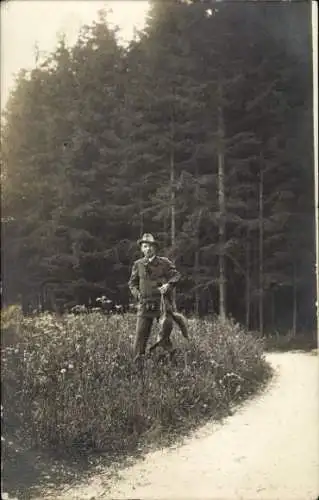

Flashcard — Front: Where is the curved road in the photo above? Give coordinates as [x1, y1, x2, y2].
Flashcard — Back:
[44, 352, 319, 500]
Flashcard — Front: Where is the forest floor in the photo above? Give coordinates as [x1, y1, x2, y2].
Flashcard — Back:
[31, 351, 319, 500]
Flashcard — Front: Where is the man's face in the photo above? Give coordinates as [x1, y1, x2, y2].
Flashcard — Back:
[141, 242, 156, 259]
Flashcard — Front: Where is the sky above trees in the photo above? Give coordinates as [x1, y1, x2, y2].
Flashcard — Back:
[1, 0, 150, 108]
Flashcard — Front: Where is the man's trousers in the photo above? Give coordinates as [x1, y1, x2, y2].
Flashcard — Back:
[133, 314, 174, 360]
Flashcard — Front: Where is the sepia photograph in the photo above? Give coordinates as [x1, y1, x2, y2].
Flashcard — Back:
[1, 0, 318, 498]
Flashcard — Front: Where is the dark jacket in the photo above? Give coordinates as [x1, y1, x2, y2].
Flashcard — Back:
[128, 255, 181, 316]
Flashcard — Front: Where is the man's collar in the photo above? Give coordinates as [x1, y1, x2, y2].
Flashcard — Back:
[143, 255, 157, 263]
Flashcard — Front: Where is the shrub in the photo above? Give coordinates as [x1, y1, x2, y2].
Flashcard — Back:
[263, 329, 317, 352]
[1, 310, 271, 458]
[1, 305, 24, 347]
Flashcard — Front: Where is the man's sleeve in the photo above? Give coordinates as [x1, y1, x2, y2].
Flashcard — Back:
[165, 258, 181, 287]
[128, 261, 140, 300]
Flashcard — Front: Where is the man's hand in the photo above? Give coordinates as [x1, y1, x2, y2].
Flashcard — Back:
[158, 283, 170, 295]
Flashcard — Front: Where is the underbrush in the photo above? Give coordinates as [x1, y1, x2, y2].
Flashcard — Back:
[1, 307, 272, 487]
[263, 329, 317, 352]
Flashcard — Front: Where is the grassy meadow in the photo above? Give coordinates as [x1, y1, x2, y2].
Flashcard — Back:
[1, 305, 272, 496]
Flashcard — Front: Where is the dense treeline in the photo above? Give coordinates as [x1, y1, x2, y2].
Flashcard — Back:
[1, 0, 315, 333]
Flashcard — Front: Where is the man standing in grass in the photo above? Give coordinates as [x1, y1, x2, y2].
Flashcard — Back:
[128, 233, 181, 363]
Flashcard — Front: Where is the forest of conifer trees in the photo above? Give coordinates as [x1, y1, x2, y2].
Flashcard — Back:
[1, 0, 315, 333]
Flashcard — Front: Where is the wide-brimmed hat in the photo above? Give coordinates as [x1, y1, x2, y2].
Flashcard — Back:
[137, 233, 159, 247]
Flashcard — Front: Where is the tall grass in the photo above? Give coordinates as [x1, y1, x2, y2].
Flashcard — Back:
[1, 306, 271, 458]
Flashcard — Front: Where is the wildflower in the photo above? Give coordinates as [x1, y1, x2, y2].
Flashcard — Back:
[71, 304, 87, 313]
[68, 364, 74, 369]
[60, 368, 66, 374]
[96, 296, 112, 304]
[235, 384, 241, 395]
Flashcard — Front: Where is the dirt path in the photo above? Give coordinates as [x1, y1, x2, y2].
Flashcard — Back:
[38, 352, 319, 500]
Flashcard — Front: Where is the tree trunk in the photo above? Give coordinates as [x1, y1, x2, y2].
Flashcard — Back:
[217, 82, 226, 320]
[194, 249, 200, 316]
[245, 228, 251, 329]
[271, 291, 276, 330]
[258, 166, 264, 336]
[292, 262, 297, 336]
[194, 202, 203, 317]
[311, 0, 319, 341]
[170, 148, 176, 249]
[169, 142, 177, 306]
[163, 210, 169, 249]
[139, 190, 144, 236]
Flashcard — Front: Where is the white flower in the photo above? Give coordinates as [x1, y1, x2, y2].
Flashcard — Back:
[60, 368, 66, 374]
[68, 364, 74, 369]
